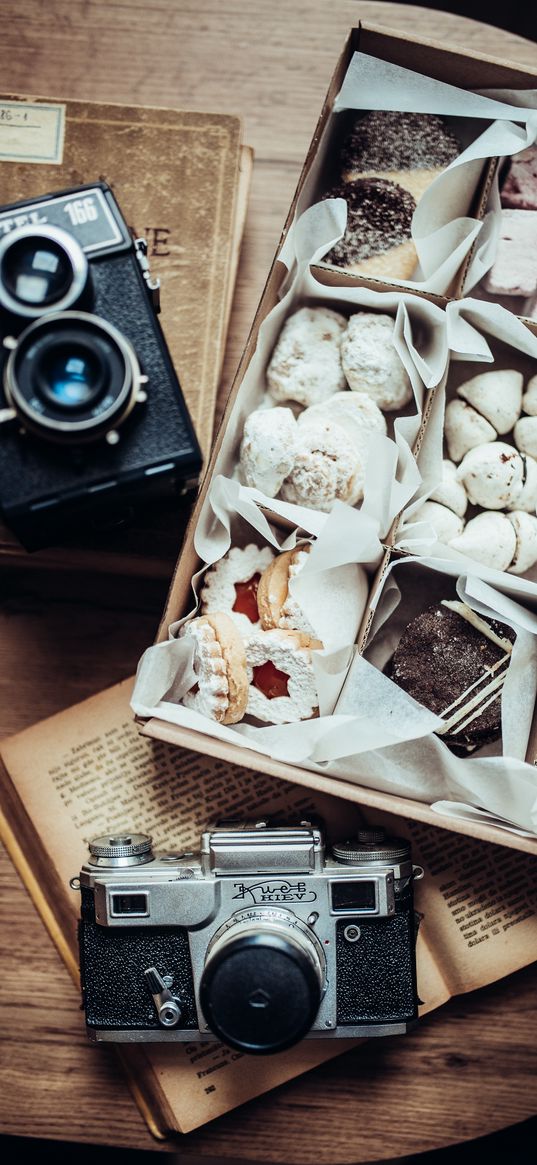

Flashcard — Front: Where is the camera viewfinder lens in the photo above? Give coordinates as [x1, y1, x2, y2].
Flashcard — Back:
[3, 237, 73, 307]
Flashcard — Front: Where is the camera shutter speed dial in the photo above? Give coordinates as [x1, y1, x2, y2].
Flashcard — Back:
[88, 833, 155, 867]
[199, 908, 326, 1054]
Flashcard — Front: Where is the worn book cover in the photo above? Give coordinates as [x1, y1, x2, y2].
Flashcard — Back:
[0, 93, 249, 572]
[1, 678, 537, 1137]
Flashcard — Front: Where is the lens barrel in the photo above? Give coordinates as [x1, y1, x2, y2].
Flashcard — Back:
[0, 224, 90, 318]
[200, 909, 325, 1054]
[3, 311, 143, 442]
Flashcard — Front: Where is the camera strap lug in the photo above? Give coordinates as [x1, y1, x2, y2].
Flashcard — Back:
[134, 237, 161, 313]
[144, 966, 183, 1028]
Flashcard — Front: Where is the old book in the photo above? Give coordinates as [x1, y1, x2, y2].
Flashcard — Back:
[0, 93, 250, 574]
[1, 678, 537, 1137]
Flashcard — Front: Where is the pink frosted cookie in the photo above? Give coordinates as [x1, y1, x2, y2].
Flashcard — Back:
[245, 628, 322, 724]
[484, 210, 537, 298]
[501, 146, 537, 211]
[180, 613, 249, 725]
[199, 544, 275, 632]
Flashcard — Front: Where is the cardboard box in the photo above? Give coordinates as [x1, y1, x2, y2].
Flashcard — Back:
[137, 24, 537, 854]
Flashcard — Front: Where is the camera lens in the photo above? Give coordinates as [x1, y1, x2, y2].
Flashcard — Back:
[38, 345, 104, 410]
[4, 311, 142, 442]
[0, 224, 90, 318]
[200, 909, 325, 1054]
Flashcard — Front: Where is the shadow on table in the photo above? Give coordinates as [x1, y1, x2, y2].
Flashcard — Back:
[1, 1116, 536, 1164]
[392, 0, 536, 41]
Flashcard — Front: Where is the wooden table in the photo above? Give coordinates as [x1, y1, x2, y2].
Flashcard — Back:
[0, 2, 536, 1160]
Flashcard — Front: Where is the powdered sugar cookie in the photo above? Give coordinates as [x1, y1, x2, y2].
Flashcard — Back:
[341, 312, 413, 410]
[267, 306, 347, 407]
[181, 613, 248, 725]
[298, 391, 387, 503]
[279, 417, 362, 510]
[245, 628, 322, 723]
[200, 544, 275, 632]
[239, 406, 298, 497]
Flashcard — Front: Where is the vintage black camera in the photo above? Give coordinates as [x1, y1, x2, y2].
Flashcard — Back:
[0, 182, 201, 548]
[76, 820, 423, 1054]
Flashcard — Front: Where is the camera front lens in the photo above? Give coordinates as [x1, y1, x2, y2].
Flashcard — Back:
[38, 344, 104, 410]
[4, 311, 142, 443]
[200, 909, 326, 1054]
[0, 224, 90, 319]
[3, 236, 74, 308]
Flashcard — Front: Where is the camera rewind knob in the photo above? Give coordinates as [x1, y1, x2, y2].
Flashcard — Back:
[144, 967, 182, 1028]
[88, 833, 154, 867]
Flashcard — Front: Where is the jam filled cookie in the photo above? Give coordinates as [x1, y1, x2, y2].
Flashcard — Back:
[245, 628, 322, 724]
[200, 544, 275, 631]
[181, 613, 249, 725]
[257, 545, 316, 636]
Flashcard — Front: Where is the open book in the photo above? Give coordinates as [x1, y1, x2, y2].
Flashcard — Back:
[1, 678, 536, 1137]
[0, 92, 251, 574]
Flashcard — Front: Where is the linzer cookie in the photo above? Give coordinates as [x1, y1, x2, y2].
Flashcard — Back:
[390, 600, 515, 753]
[199, 544, 274, 631]
[180, 613, 249, 725]
[257, 542, 367, 648]
[244, 628, 322, 724]
[323, 110, 460, 279]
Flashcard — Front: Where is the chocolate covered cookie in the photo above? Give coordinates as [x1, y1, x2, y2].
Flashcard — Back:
[340, 110, 461, 201]
[390, 600, 515, 753]
[323, 178, 417, 279]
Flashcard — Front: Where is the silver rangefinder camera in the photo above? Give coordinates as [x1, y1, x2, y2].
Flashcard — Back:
[76, 819, 423, 1055]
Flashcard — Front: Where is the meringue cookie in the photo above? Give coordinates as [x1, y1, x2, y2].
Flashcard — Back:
[507, 453, 537, 512]
[280, 417, 363, 510]
[340, 312, 413, 410]
[514, 415, 537, 460]
[457, 369, 523, 435]
[522, 374, 537, 417]
[298, 391, 387, 502]
[267, 306, 347, 406]
[444, 399, 497, 463]
[456, 442, 525, 509]
[507, 511, 537, 574]
[413, 500, 465, 542]
[239, 407, 297, 497]
[429, 459, 468, 517]
[449, 511, 516, 572]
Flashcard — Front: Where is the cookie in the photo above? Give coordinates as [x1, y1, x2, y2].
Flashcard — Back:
[322, 178, 418, 280]
[456, 442, 525, 509]
[340, 312, 413, 411]
[298, 391, 387, 503]
[239, 406, 298, 497]
[340, 111, 461, 199]
[199, 544, 275, 631]
[181, 612, 249, 725]
[390, 600, 515, 753]
[483, 209, 537, 298]
[279, 417, 362, 510]
[245, 627, 322, 723]
[266, 306, 347, 407]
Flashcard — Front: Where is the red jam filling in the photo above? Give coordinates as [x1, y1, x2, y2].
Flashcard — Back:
[233, 573, 261, 623]
[252, 660, 289, 700]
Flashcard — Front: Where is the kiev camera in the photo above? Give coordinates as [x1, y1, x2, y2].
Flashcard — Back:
[75, 819, 423, 1054]
[0, 182, 202, 549]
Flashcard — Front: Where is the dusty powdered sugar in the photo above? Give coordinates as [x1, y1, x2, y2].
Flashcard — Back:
[200, 544, 274, 632]
[267, 306, 347, 406]
[245, 628, 319, 723]
[181, 620, 229, 722]
[341, 313, 412, 410]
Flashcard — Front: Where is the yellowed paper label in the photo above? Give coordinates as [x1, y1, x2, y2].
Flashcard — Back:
[0, 101, 65, 164]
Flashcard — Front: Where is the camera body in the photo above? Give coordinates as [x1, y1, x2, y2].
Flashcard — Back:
[0, 182, 201, 548]
[77, 820, 422, 1054]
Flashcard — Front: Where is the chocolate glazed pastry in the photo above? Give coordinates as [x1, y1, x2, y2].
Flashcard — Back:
[322, 178, 417, 279]
[389, 600, 515, 754]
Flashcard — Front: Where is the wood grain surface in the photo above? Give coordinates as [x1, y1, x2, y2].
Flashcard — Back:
[0, 1, 536, 1160]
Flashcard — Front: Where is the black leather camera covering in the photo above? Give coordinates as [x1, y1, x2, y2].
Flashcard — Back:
[335, 898, 418, 1025]
[79, 888, 197, 1030]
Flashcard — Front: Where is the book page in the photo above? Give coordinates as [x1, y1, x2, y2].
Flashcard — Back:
[2, 679, 537, 1133]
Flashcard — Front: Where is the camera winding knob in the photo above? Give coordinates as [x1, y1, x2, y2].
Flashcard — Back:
[88, 833, 155, 867]
[332, 829, 410, 865]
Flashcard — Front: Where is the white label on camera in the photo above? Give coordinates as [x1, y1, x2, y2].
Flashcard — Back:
[0, 101, 65, 165]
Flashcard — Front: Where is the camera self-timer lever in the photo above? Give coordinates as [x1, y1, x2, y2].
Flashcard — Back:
[144, 967, 183, 1029]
